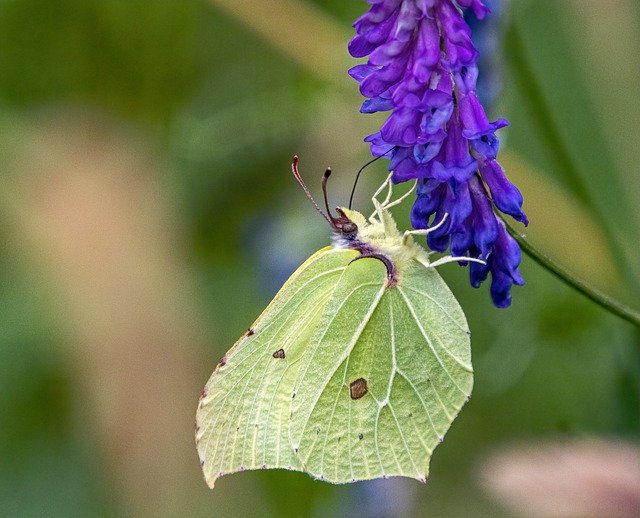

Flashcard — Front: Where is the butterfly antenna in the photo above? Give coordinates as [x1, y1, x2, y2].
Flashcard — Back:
[292, 156, 332, 224]
[348, 146, 397, 209]
[321, 167, 339, 225]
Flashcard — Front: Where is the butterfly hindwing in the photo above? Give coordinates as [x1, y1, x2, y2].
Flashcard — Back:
[195, 247, 358, 487]
[289, 257, 472, 483]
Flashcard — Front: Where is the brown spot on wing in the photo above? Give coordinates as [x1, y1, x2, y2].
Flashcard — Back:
[350, 378, 368, 400]
[272, 348, 285, 359]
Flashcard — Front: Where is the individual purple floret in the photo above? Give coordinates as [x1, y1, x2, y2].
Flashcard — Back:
[349, 0, 527, 307]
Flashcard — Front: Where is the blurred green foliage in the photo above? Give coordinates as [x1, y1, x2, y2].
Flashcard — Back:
[0, 0, 638, 516]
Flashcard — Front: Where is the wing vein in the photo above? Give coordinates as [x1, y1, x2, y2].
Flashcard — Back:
[388, 402, 423, 479]
[389, 300, 438, 445]
[402, 284, 467, 333]
[397, 287, 469, 398]
[294, 281, 387, 446]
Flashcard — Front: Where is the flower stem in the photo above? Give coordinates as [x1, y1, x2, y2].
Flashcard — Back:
[504, 221, 640, 328]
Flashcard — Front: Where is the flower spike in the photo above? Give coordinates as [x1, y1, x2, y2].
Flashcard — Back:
[349, 0, 527, 307]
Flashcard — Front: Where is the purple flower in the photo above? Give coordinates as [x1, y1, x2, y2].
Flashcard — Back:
[349, 0, 527, 307]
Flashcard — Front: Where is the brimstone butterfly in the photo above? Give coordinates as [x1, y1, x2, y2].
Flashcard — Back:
[195, 157, 476, 487]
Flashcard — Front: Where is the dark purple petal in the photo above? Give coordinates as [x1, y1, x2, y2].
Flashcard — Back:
[420, 104, 453, 135]
[456, 0, 489, 20]
[451, 226, 473, 256]
[360, 53, 410, 97]
[492, 223, 524, 284]
[392, 76, 427, 108]
[393, 155, 430, 182]
[422, 88, 453, 108]
[357, 7, 398, 47]
[416, 0, 439, 16]
[411, 180, 445, 228]
[430, 159, 477, 183]
[419, 89, 454, 135]
[469, 131, 500, 159]
[427, 227, 451, 252]
[348, 35, 379, 58]
[453, 65, 479, 95]
[459, 91, 509, 140]
[489, 268, 514, 308]
[364, 131, 394, 156]
[429, 115, 479, 182]
[380, 107, 423, 145]
[416, 177, 442, 197]
[426, 180, 472, 241]
[446, 180, 473, 233]
[369, 1, 420, 66]
[487, 224, 525, 307]
[413, 139, 444, 164]
[361, 95, 395, 113]
[469, 176, 498, 256]
[348, 64, 378, 82]
[470, 255, 490, 287]
[437, 0, 479, 68]
[480, 159, 528, 224]
[390, 145, 412, 169]
[352, 1, 401, 37]
[411, 17, 441, 82]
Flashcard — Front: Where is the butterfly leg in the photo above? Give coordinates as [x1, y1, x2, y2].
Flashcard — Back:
[369, 174, 393, 223]
[428, 255, 486, 268]
[371, 173, 393, 204]
[382, 181, 416, 211]
[402, 213, 449, 245]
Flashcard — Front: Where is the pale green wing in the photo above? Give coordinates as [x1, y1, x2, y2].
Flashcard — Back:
[289, 257, 472, 483]
[195, 247, 359, 488]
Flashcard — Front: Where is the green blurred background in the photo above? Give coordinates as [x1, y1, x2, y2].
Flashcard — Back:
[0, 0, 639, 516]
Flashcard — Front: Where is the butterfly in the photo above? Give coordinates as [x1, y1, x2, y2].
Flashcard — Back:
[195, 156, 477, 487]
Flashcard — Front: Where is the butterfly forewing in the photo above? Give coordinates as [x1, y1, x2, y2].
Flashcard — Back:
[195, 247, 358, 487]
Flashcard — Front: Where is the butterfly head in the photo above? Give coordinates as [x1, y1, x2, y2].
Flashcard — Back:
[330, 208, 358, 240]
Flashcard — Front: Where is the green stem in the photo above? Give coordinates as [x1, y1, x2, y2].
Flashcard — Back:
[504, 221, 640, 328]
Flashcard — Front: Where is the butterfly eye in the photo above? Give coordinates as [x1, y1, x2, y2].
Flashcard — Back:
[342, 222, 357, 234]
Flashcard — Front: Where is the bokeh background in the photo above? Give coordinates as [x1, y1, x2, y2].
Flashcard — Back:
[1, 0, 639, 516]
